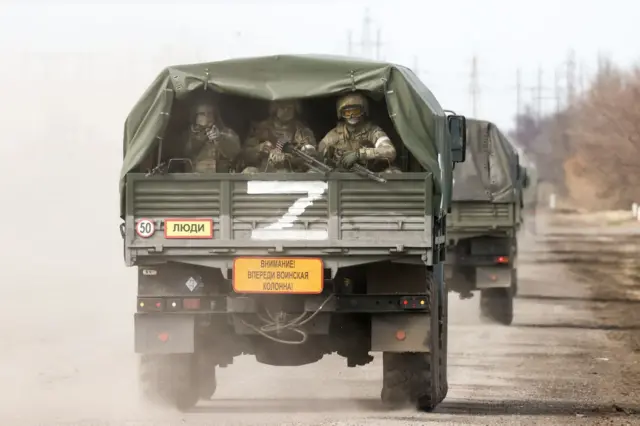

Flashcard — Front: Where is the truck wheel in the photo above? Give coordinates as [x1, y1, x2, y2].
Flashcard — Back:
[380, 270, 445, 412]
[511, 268, 519, 297]
[138, 354, 200, 411]
[480, 288, 514, 325]
[198, 364, 217, 400]
[381, 352, 439, 411]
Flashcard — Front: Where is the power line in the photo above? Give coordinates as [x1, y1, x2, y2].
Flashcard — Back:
[345, 8, 384, 60]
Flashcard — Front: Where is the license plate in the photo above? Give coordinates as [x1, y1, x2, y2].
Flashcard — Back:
[164, 218, 213, 239]
[232, 257, 324, 294]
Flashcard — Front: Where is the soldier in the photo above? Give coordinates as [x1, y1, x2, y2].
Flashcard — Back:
[183, 95, 241, 173]
[318, 92, 401, 174]
[241, 99, 318, 173]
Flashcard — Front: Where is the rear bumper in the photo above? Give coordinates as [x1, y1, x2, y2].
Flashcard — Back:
[136, 293, 431, 315]
[134, 294, 433, 354]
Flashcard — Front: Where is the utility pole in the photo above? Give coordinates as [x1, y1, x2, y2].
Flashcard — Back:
[361, 8, 372, 58]
[349, 9, 384, 60]
[536, 66, 543, 119]
[516, 67, 522, 117]
[412, 55, 429, 82]
[554, 67, 562, 114]
[566, 48, 576, 106]
[469, 55, 480, 117]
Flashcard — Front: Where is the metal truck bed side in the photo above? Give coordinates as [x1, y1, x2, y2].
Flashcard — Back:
[124, 172, 437, 270]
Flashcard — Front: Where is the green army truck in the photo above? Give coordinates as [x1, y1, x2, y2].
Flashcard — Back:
[119, 55, 467, 412]
[444, 118, 527, 325]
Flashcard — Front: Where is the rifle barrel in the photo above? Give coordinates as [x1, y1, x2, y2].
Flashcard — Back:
[288, 146, 333, 173]
[351, 164, 387, 183]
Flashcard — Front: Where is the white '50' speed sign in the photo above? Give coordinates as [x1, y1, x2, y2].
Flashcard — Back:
[135, 219, 156, 238]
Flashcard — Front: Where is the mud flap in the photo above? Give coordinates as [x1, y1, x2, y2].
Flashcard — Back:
[371, 314, 432, 352]
[444, 264, 454, 281]
[475, 266, 512, 289]
[134, 313, 195, 354]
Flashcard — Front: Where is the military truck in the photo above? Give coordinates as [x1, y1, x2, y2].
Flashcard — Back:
[119, 55, 467, 411]
[444, 118, 527, 325]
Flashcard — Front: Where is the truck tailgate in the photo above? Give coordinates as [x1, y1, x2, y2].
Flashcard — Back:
[124, 173, 436, 262]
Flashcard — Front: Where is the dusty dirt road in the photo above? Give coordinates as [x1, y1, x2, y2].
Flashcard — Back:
[1, 211, 639, 425]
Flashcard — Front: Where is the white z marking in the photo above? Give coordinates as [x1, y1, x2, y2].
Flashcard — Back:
[247, 181, 329, 240]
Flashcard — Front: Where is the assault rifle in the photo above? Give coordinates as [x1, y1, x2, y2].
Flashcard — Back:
[325, 146, 387, 184]
[145, 158, 194, 177]
[275, 138, 334, 176]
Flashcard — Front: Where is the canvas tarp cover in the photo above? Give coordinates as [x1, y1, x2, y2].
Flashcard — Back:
[518, 149, 539, 208]
[452, 118, 518, 202]
[120, 54, 451, 216]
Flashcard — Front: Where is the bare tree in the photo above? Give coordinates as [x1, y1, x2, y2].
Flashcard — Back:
[511, 59, 640, 210]
[564, 65, 640, 209]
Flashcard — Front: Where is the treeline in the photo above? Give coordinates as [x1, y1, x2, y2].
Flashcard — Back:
[509, 59, 640, 210]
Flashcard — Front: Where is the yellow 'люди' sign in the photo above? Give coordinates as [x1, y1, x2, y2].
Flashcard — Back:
[164, 218, 213, 239]
[233, 257, 324, 294]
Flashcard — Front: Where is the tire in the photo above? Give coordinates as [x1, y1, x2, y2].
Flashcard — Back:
[511, 238, 519, 297]
[138, 354, 200, 412]
[480, 287, 514, 325]
[381, 352, 437, 411]
[380, 270, 447, 412]
[198, 364, 217, 400]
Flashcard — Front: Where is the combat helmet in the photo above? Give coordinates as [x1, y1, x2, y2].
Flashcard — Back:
[336, 92, 369, 119]
[268, 99, 302, 116]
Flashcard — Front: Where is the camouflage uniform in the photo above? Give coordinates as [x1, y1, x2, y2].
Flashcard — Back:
[318, 92, 401, 174]
[241, 100, 317, 174]
[183, 97, 241, 173]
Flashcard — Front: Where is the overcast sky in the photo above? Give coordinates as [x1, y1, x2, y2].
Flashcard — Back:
[1, 1, 638, 130]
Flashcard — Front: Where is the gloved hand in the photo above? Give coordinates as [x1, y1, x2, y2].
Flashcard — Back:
[259, 141, 273, 153]
[268, 150, 286, 164]
[206, 125, 220, 141]
[257, 141, 273, 159]
[340, 150, 360, 169]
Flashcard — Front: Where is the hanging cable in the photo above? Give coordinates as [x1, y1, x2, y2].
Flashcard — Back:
[240, 294, 336, 345]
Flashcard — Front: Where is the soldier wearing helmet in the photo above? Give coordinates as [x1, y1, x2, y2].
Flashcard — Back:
[183, 94, 241, 173]
[318, 92, 400, 173]
[240, 99, 317, 173]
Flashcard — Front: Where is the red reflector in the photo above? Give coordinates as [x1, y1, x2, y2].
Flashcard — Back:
[183, 298, 201, 309]
[155, 302, 162, 308]
[495, 256, 509, 264]
[158, 332, 169, 342]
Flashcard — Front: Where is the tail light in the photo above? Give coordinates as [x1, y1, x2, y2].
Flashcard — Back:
[183, 298, 201, 310]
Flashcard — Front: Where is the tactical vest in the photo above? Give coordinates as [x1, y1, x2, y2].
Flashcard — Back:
[332, 122, 390, 172]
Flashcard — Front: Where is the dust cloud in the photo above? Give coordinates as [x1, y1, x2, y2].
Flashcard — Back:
[0, 52, 375, 426]
[0, 51, 145, 424]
